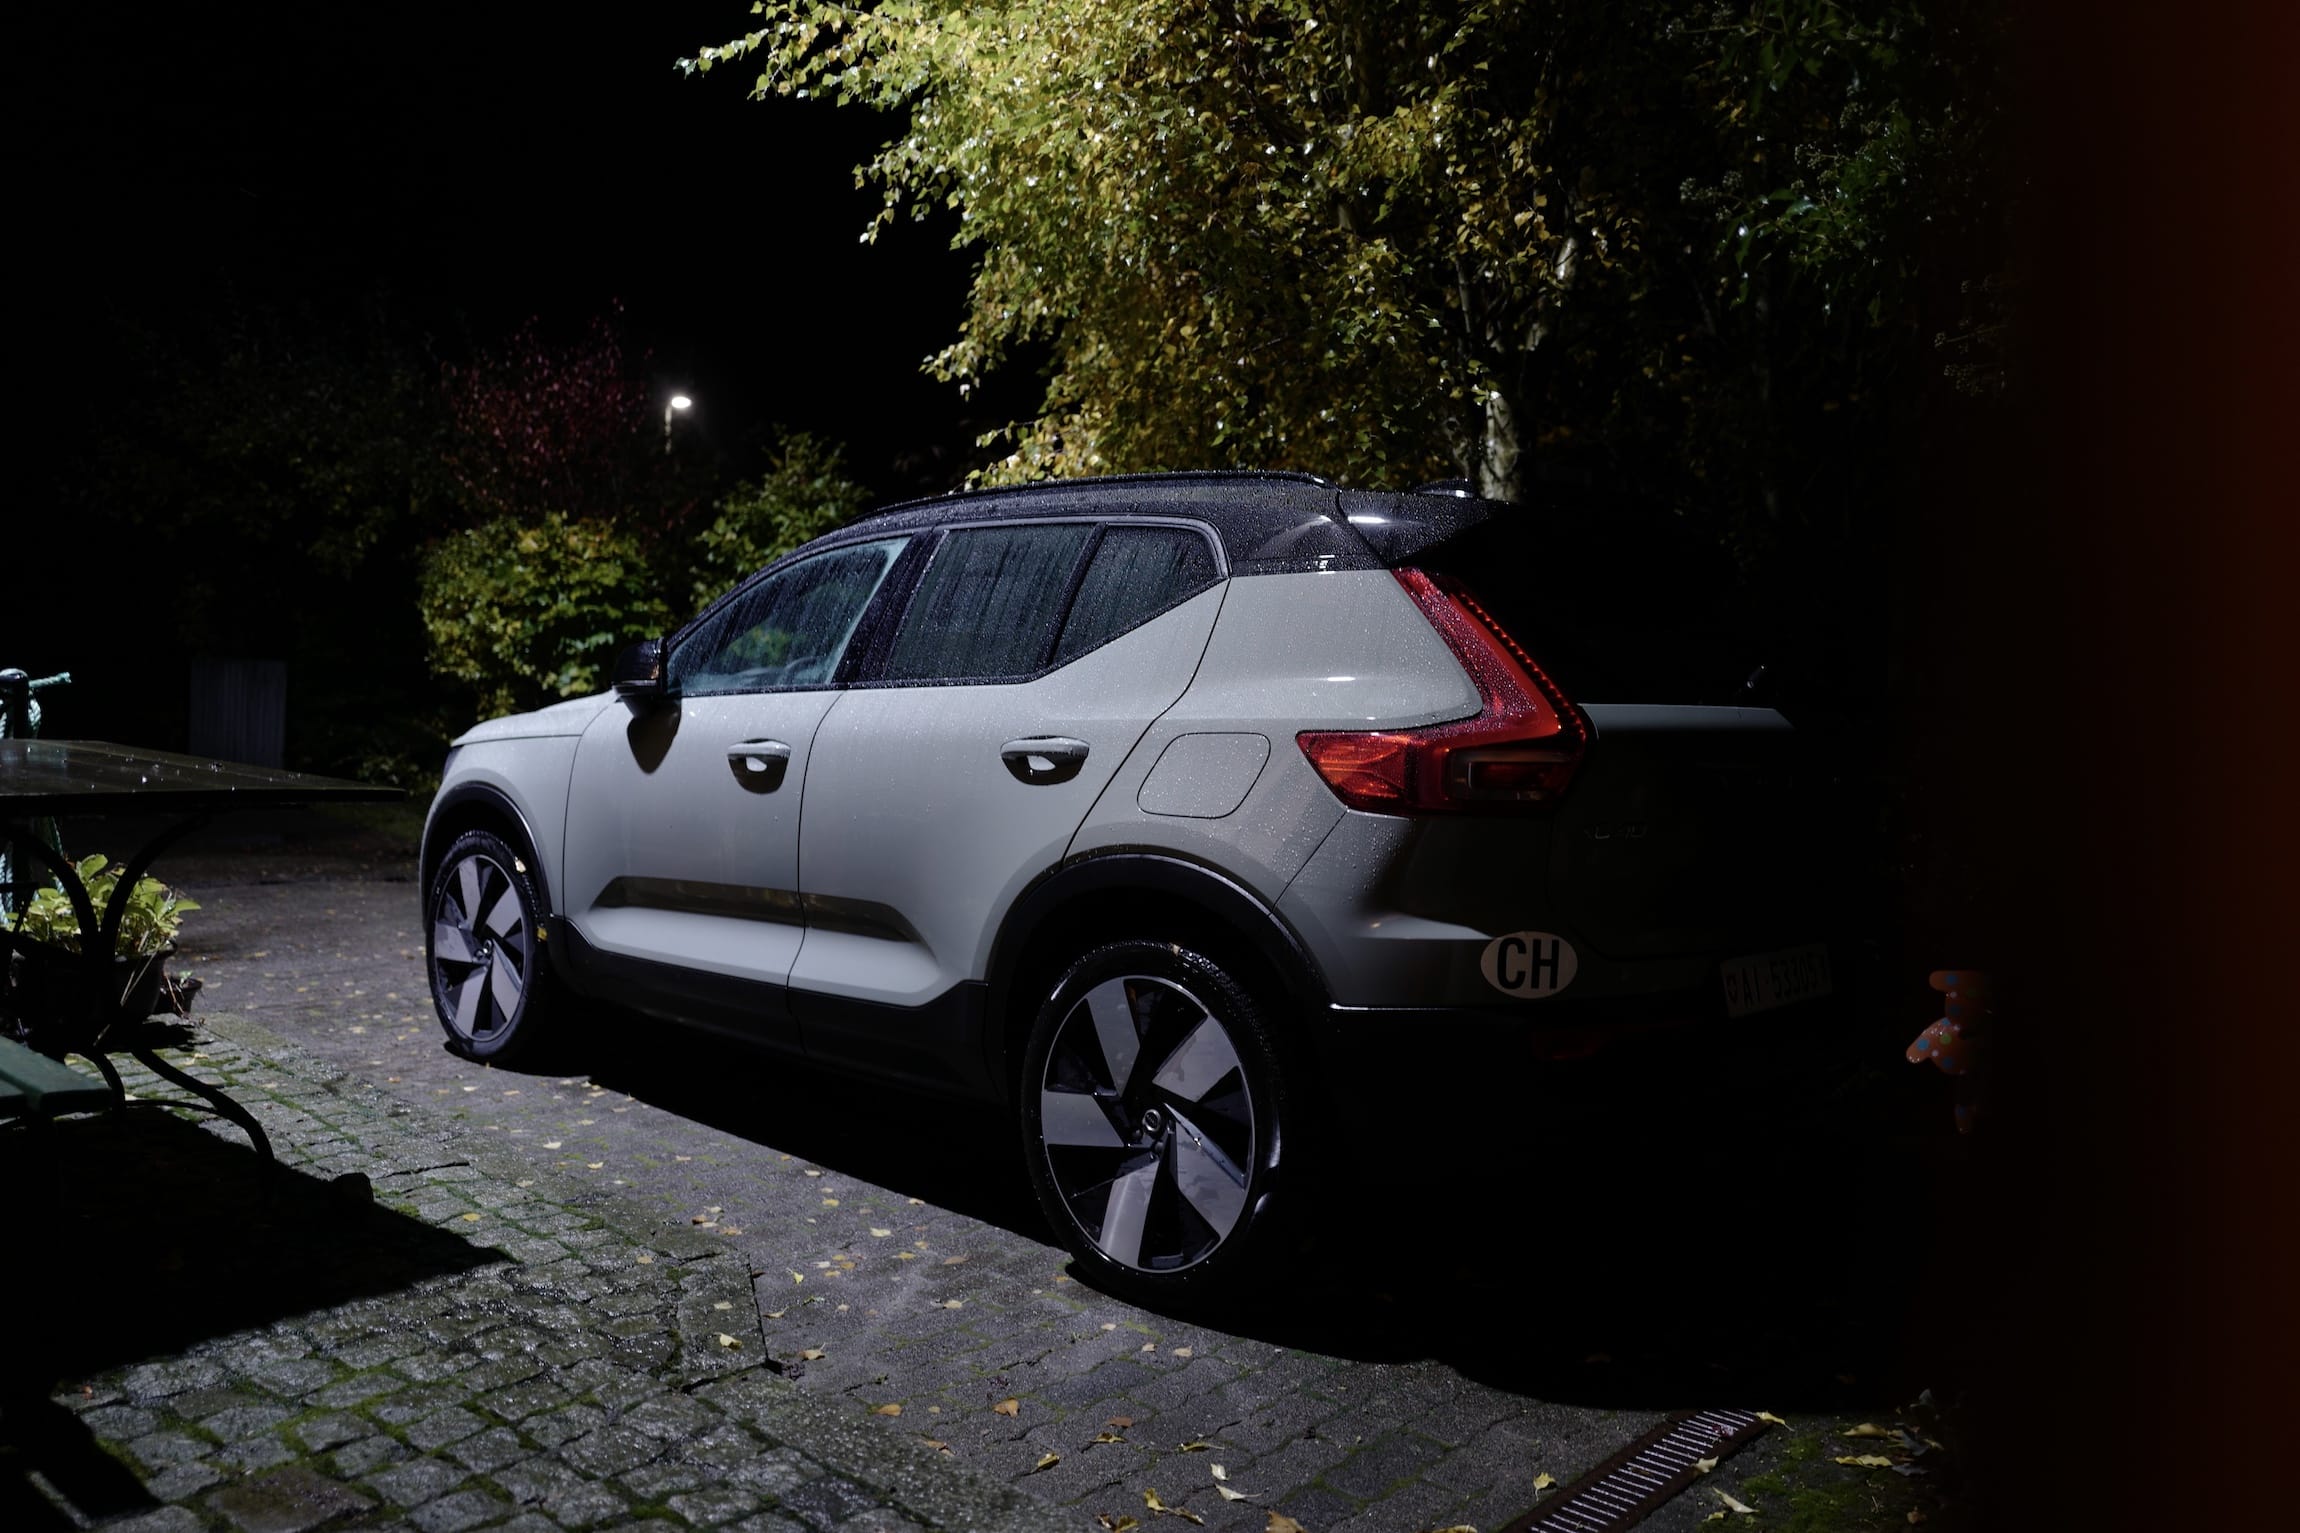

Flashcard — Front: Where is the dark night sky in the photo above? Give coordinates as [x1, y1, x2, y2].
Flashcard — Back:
[17, 2, 992, 495]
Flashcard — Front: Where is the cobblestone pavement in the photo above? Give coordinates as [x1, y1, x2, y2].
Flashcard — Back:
[7, 824, 1954, 1532]
[3, 1021, 1070, 1533]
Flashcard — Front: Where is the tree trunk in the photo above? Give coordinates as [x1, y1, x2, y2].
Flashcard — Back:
[1477, 390, 1525, 504]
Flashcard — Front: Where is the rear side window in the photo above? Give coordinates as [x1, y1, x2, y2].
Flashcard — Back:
[881, 523, 1094, 682]
[1053, 526, 1220, 663]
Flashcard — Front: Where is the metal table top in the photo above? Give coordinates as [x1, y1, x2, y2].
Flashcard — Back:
[0, 739, 403, 818]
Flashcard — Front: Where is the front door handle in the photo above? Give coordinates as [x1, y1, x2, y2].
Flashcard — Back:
[727, 739, 792, 792]
[1001, 736, 1090, 786]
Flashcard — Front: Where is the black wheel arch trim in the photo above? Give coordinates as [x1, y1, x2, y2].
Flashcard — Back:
[422, 784, 561, 967]
[983, 849, 1332, 1102]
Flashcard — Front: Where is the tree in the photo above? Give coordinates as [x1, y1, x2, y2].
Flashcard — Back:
[684, 430, 875, 609]
[688, 1, 2000, 528]
[417, 513, 675, 718]
[441, 305, 702, 532]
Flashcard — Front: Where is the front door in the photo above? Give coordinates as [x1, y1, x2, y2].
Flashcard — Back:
[559, 536, 909, 1042]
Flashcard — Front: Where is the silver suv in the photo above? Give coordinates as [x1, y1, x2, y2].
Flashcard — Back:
[422, 472, 1835, 1306]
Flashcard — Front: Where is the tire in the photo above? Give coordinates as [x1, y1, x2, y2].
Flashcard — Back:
[426, 828, 558, 1064]
[1019, 939, 1296, 1309]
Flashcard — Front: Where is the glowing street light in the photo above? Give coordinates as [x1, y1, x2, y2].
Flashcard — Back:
[663, 393, 693, 450]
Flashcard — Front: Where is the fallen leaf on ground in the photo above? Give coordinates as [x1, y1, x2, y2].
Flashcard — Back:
[799, 1349, 826, 1361]
[1533, 1473, 1556, 1492]
[1264, 1515, 1307, 1533]
[941, 1299, 965, 1310]
[585, 1162, 604, 1170]
[923, 1438, 951, 1455]
[1171, 1346, 1193, 1358]
[789, 1270, 804, 1284]
[635, 1255, 653, 1265]
[542, 1140, 561, 1149]
[714, 1334, 742, 1350]
[822, 1197, 840, 1207]
[1215, 1485, 1257, 1502]
[1694, 1456, 1717, 1474]
[1715, 1488, 1756, 1515]
[804, 1168, 823, 1177]
[712, 1301, 732, 1311]
[1211, 1466, 1229, 1481]
[1031, 1452, 1061, 1472]
[896, 1251, 917, 1260]
[1090, 1433, 1127, 1445]
[1108, 1416, 1135, 1429]
[943, 1254, 969, 1265]
[764, 1308, 786, 1320]
[1841, 1423, 1892, 1439]
[994, 1398, 1021, 1417]
[1177, 1439, 1215, 1452]
[1757, 1411, 1788, 1427]
[1142, 1489, 1204, 1524]
[1096, 1516, 1141, 1532]
[870, 1228, 893, 1238]
[872, 1403, 903, 1417]
[460, 1212, 481, 1222]
[1834, 1454, 1895, 1468]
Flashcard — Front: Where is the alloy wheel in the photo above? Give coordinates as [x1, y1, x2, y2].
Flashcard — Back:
[430, 850, 532, 1046]
[1037, 973, 1257, 1272]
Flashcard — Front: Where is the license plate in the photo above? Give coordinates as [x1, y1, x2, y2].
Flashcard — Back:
[1720, 944, 1834, 1018]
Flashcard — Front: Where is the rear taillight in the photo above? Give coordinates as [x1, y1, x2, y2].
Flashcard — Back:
[1296, 568, 1588, 814]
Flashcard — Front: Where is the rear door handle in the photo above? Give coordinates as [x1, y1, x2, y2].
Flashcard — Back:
[727, 739, 792, 791]
[1001, 737, 1090, 786]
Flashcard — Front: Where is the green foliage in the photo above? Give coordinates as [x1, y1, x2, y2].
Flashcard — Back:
[19, 855, 200, 958]
[688, 1, 2001, 528]
[685, 431, 874, 609]
[417, 513, 674, 718]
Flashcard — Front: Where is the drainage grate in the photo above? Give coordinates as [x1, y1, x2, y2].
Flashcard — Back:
[1500, 1409, 1774, 1532]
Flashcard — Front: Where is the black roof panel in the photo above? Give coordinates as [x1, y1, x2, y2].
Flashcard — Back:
[838, 471, 1505, 575]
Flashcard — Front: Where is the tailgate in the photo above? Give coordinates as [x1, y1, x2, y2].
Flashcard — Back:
[1555, 704, 1831, 960]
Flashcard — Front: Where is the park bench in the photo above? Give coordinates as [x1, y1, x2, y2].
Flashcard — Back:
[0, 1035, 112, 1122]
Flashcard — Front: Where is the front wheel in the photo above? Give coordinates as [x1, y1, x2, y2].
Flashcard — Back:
[426, 829, 558, 1064]
[1019, 940, 1298, 1309]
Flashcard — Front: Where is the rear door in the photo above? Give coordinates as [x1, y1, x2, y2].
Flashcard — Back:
[792, 519, 1225, 1083]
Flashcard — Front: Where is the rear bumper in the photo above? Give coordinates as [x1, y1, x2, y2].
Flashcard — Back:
[1298, 986, 1897, 1179]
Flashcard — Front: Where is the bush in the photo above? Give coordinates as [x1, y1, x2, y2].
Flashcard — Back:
[686, 431, 873, 610]
[418, 512, 673, 718]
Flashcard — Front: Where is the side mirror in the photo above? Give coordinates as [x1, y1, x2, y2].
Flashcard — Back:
[612, 637, 671, 704]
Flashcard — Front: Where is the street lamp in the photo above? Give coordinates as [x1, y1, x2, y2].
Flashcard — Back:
[663, 393, 692, 451]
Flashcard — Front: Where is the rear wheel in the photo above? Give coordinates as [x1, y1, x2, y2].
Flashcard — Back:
[427, 829, 557, 1064]
[1020, 939, 1296, 1308]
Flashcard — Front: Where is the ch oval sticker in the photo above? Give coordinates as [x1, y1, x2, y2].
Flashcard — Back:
[1480, 931, 1579, 998]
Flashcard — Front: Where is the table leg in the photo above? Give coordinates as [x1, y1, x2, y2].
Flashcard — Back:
[126, 1047, 274, 1163]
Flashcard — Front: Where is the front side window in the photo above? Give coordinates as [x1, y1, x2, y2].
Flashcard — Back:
[671, 537, 907, 696]
[881, 523, 1095, 682]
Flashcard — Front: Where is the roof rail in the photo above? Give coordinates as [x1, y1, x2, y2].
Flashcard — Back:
[874, 468, 1331, 517]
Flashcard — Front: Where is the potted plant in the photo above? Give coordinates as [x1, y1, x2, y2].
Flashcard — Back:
[4, 854, 200, 1048]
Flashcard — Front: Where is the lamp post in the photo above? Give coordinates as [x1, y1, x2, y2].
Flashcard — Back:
[663, 393, 692, 452]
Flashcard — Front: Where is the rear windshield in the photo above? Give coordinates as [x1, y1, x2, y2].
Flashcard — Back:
[1412, 494, 1762, 705]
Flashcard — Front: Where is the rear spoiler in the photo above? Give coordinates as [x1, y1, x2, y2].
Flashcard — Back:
[1329, 485, 1500, 566]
